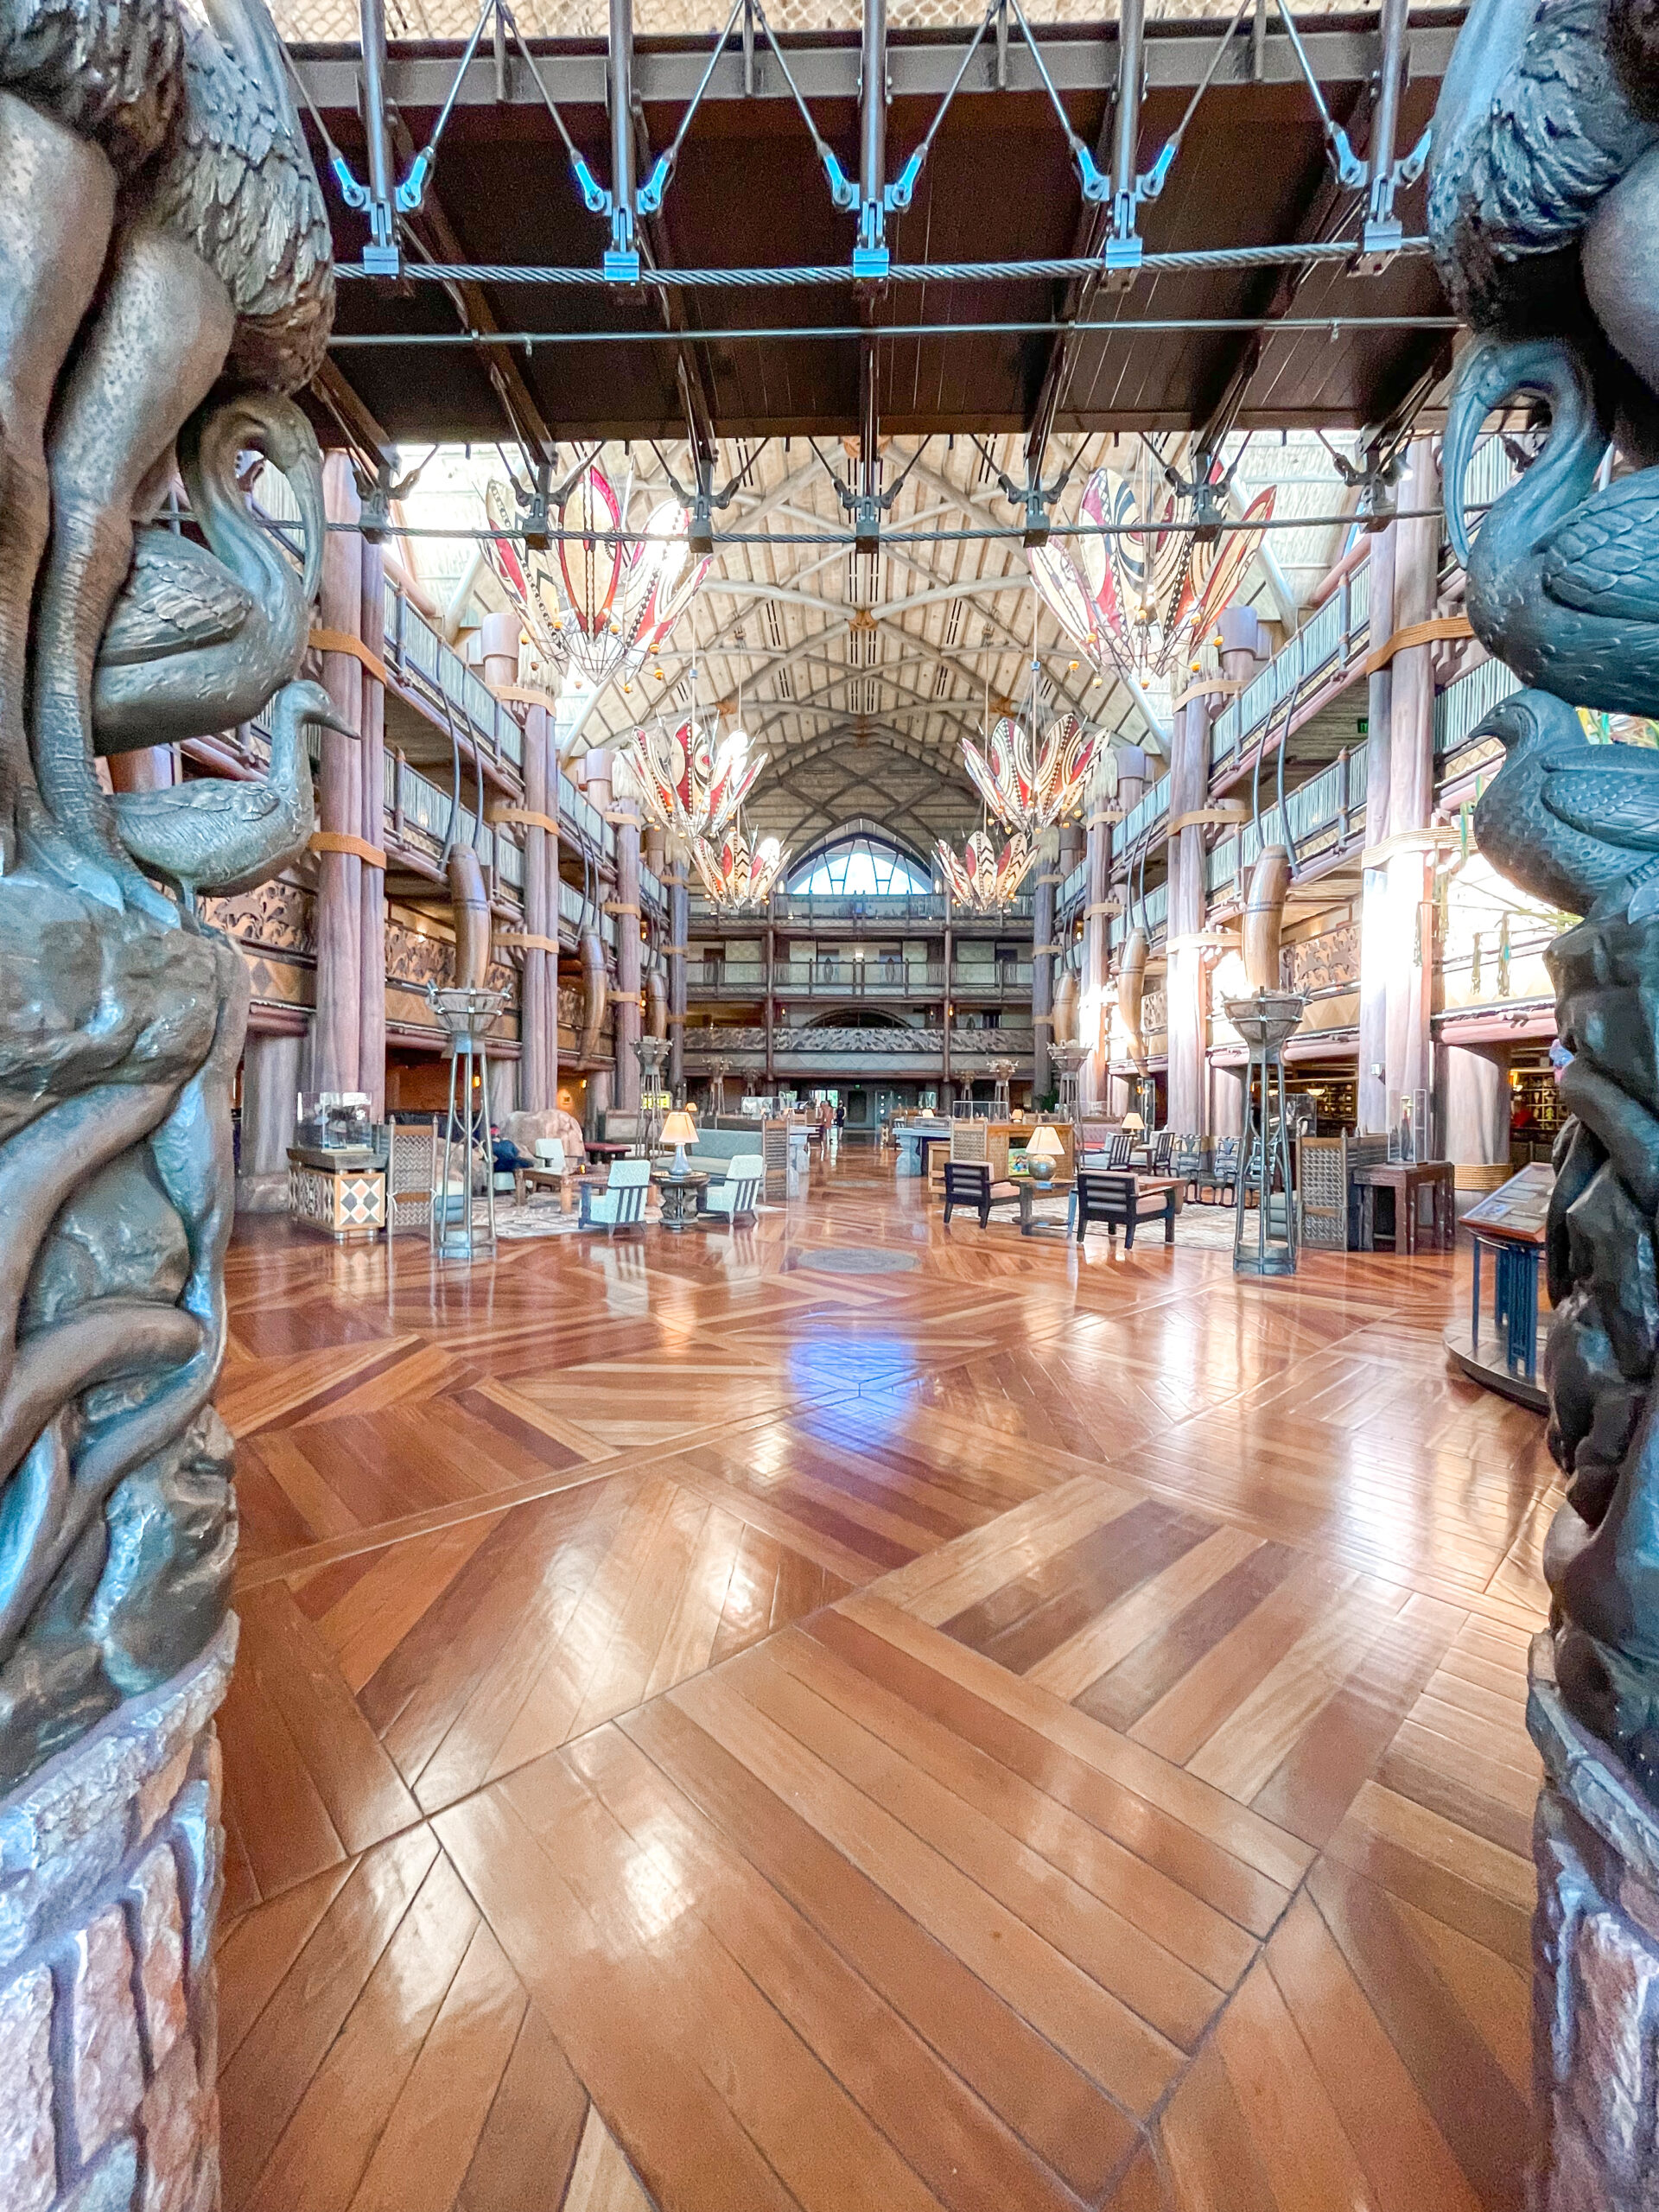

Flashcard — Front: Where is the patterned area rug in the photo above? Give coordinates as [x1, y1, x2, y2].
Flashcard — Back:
[795, 1248, 922, 1274]
[1017, 1194, 1244, 1249]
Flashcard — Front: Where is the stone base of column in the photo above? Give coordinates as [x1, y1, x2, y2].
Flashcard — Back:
[0, 1619, 237, 2212]
[233, 1172, 289, 1215]
[1530, 1627, 1659, 2210]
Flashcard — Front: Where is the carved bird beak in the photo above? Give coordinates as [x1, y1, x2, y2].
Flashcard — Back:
[316, 709, 358, 739]
[1443, 340, 1510, 569]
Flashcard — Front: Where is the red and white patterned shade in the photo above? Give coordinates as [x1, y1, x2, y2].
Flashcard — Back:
[690, 823, 788, 910]
[961, 710, 1098, 835]
[615, 717, 764, 842]
[935, 827, 1038, 910]
[482, 465, 709, 691]
[1027, 461, 1274, 688]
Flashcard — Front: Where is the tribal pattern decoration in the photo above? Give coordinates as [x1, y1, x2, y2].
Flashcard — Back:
[1028, 461, 1274, 686]
[691, 823, 789, 910]
[484, 463, 708, 690]
[961, 710, 1097, 835]
[616, 717, 764, 841]
[935, 827, 1038, 910]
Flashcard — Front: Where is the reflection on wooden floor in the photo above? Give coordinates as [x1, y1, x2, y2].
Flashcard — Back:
[217, 1153, 1551, 2210]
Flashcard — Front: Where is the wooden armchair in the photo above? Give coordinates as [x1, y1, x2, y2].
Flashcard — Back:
[942, 1161, 1022, 1229]
[1106, 1131, 1135, 1169]
[1199, 1137, 1240, 1206]
[1074, 1171, 1178, 1249]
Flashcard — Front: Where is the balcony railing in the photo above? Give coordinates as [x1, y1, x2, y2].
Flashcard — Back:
[556, 768, 610, 857]
[1210, 560, 1373, 766]
[1204, 742, 1369, 895]
[557, 876, 616, 948]
[683, 1026, 1038, 1058]
[381, 582, 523, 772]
[1109, 879, 1167, 950]
[1120, 777, 1169, 851]
[1057, 859, 1088, 914]
[1434, 657, 1521, 760]
[768, 890, 948, 925]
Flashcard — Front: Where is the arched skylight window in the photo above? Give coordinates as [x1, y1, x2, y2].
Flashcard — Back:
[788, 835, 933, 897]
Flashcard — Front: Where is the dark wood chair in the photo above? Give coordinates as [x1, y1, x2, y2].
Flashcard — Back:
[1106, 1131, 1135, 1168]
[1173, 1134, 1206, 1198]
[942, 1160, 1022, 1228]
[1074, 1171, 1177, 1248]
[1199, 1136, 1240, 1206]
[1150, 1130, 1176, 1176]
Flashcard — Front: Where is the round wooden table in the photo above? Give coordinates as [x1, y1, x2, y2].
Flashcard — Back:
[652, 1170, 709, 1230]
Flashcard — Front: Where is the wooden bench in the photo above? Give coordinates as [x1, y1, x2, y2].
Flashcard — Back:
[942, 1161, 1023, 1229]
[1074, 1172, 1179, 1249]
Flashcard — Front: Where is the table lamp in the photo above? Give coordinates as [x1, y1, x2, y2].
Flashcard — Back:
[660, 1109, 698, 1179]
[1122, 1110, 1146, 1135]
[1024, 1124, 1065, 1185]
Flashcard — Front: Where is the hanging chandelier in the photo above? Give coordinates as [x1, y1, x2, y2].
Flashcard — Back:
[482, 461, 709, 693]
[616, 715, 764, 842]
[1027, 455, 1274, 690]
[691, 822, 789, 911]
[961, 709, 1098, 836]
[936, 827, 1039, 911]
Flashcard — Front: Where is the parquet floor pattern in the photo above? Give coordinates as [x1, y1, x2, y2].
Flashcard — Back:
[216, 1153, 1554, 2211]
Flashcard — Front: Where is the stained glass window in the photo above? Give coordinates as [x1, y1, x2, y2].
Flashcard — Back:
[789, 836, 932, 897]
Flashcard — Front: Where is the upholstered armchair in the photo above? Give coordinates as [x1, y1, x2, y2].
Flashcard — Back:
[579, 1156, 652, 1234]
[701, 1154, 764, 1224]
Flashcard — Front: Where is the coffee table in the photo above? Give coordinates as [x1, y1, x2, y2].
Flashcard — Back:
[1014, 1175, 1075, 1236]
[512, 1162, 576, 1211]
[652, 1169, 709, 1230]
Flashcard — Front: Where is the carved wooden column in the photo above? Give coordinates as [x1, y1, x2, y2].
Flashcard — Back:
[1032, 840, 1058, 1101]
[1166, 686, 1211, 1137]
[1384, 439, 1440, 1137]
[1358, 522, 1397, 1130]
[313, 454, 362, 1096]
[667, 849, 688, 1101]
[108, 744, 175, 793]
[765, 901, 777, 1090]
[238, 1023, 303, 1211]
[1106, 751, 1147, 1116]
[357, 539, 386, 1118]
[518, 700, 558, 1114]
[610, 779, 641, 1116]
[1082, 762, 1114, 1111]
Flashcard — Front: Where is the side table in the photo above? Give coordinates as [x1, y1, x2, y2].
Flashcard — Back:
[652, 1171, 709, 1230]
[1353, 1161, 1456, 1254]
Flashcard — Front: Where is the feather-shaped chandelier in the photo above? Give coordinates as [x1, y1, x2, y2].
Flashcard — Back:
[615, 716, 763, 842]
[936, 827, 1039, 912]
[482, 462, 708, 693]
[962, 709, 1098, 836]
[1027, 456, 1274, 689]
[691, 823, 789, 911]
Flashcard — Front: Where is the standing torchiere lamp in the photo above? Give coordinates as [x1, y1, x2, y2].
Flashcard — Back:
[634, 1032, 671, 1154]
[1224, 989, 1305, 1276]
[429, 983, 505, 1262]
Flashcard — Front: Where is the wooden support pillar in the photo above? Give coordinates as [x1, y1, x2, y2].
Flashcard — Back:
[357, 540, 386, 1118]
[667, 850, 688, 1101]
[314, 454, 363, 1097]
[108, 744, 175, 792]
[1033, 841, 1058, 1102]
[941, 891, 953, 1109]
[1358, 524, 1397, 1131]
[1166, 689, 1212, 1137]
[518, 701, 558, 1114]
[1384, 438, 1440, 1137]
[1083, 766, 1113, 1112]
[765, 903, 776, 1090]
[613, 794, 641, 1114]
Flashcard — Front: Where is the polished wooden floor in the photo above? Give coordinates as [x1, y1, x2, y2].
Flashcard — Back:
[216, 1149, 1554, 2212]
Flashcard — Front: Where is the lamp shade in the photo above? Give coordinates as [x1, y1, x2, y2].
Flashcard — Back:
[1122, 1110, 1146, 1133]
[1025, 1125, 1065, 1160]
[660, 1110, 699, 1146]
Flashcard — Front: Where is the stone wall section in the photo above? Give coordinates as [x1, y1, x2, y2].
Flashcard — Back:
[0, 1622, 236, 2212]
